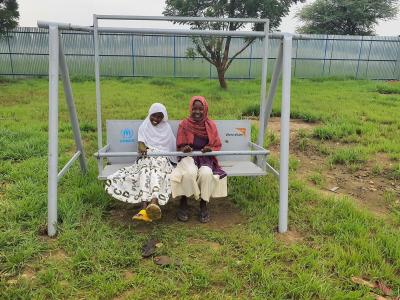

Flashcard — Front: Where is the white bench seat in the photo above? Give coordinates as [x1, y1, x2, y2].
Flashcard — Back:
[99, 160, 266, 180]
[96, 119, 270, 179]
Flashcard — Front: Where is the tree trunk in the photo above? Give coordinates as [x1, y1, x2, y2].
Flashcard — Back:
[217, 66, 227, 89]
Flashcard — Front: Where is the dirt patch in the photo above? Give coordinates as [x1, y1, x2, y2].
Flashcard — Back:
[20, 266, 36, 281]
[123, 270, 135, 280]
[250, 117, 318, 136]
[294, 142, 399, 220]
[106, 196, 245, 232]
[187, 238, 222, 250]
[43, 249, 69, 262]
[275, 230, 304, 245]
[267, 117, 318, 136]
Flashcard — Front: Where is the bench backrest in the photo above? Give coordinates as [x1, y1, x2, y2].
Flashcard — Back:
[106, 120, 251, 164]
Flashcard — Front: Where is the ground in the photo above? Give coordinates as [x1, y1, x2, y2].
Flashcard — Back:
[1, 77, 399, 299]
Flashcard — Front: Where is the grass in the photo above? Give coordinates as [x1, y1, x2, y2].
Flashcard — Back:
[0, 77, 400, 299]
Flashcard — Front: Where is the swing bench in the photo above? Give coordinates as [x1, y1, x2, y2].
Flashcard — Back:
[96, 120, 270, 179]
[39, 15, 294, 237]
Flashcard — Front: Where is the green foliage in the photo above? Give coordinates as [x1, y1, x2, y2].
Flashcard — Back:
[329, 148, 367, 166]
[163, 0, 303, 88]
[296, 0, 399, 35]
[0, 0, 19, 35]
[376, 82, 400, 95]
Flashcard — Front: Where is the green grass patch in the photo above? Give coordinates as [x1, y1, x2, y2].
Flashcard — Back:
[376, 82, 400, 95]
[1, 77, 400, 298]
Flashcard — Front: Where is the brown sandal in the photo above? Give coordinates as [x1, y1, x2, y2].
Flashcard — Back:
[146, 203, 161, 220]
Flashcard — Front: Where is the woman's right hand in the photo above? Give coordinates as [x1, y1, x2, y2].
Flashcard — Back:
[182, 145, 193, 153]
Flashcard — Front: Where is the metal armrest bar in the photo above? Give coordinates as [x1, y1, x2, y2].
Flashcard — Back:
[98, 144, 110, 153]
[248, 141, 269, 151]
[95, 149, 268, 158]
[266, 162, 279, 178]
[57, 151, 81, 182]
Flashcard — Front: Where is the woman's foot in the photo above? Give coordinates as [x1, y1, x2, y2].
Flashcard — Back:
[199, 199, 210, 223]
[177, 196, 189, 222]
[146, 198, 162, 220]
[132, 209, 152, 222]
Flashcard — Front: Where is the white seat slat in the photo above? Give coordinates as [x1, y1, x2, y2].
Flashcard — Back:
[99, 160, 266, 180]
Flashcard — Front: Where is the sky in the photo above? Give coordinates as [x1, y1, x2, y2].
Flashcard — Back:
[18, 0, 400, 36]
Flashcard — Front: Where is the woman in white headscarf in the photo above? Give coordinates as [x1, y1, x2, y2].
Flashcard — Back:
[105, 103, 176, 222]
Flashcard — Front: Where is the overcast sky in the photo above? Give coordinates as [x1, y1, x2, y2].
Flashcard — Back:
[18, 0, 400, 36]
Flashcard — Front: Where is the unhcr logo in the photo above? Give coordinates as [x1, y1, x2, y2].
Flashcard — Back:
[120, 128, 134, 143]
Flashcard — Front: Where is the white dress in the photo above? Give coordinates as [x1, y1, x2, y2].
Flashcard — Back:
[105, 148, 174, 205]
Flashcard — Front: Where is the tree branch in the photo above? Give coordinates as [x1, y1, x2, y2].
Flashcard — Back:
[225, 38, 255, 71]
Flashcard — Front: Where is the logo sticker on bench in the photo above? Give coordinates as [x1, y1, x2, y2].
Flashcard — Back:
[120, 128, 135, 143]
[226, 128, 246, 137]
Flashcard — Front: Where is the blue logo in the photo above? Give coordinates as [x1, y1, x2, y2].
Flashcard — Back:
[120, 128, 135, 143]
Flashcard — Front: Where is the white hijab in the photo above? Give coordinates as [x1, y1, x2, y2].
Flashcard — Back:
[138, 103, 176, 161]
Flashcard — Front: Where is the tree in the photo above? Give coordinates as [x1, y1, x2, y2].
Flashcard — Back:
[0, 0, 19, 36]
[296, 0, 399, 35]
[164, 0, 303, 89]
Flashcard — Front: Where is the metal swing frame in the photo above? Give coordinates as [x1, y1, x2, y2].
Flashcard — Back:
[38, 15, 294, 237]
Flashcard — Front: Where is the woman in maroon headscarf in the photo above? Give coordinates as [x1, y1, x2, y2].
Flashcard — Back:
[170, 96, 227, 223]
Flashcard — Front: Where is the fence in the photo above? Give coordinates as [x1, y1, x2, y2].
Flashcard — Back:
[1, 27, 399, 80]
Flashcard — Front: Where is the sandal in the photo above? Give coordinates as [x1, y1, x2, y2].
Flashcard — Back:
[146, 203, 162, 220]
[154, 255, 182, 267]
[132, 209, 152, 222]
[141, 239, 158, 258]
[199, 210, 210, 223]
[177, 207, 189, 222]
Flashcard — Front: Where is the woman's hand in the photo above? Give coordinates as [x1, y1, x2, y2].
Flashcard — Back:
[138, 142, 148, 156]
[182, 145, 193, 153]
[139, 148, 147, 156]
[201, 146, 212, 153]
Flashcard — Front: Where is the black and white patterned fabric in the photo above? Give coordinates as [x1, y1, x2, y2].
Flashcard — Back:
[105, 148, 173, 205]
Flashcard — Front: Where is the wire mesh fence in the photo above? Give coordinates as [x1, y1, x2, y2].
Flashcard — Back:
[1, 27, 399, 80]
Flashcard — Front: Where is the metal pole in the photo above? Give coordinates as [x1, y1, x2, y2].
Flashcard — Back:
[248, 43, 253, 79]
[59, 37, 88, 173]
[321, 34, 329, 76]
[328, 38, 335, 75]
[257, 20, 270, 147]
[293, 39, 298, 77]
[365, 39, 373, 79]
[6, 29, 14, 78]
[394, 38, 400, 80]
[131, 34, 135, 77]
[355, 36, 364, 79]
[264, 41, 283, 131]
[279, 35, 292, 234]
[47, 26, 59, 237]
[173, 35, 176, 77]
[93, 15, 103, 176]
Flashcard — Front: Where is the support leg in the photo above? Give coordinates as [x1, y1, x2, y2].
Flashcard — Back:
[48, 26, 59, 237]
[59, 37, 88, 173]
[279, 35, 292, 233]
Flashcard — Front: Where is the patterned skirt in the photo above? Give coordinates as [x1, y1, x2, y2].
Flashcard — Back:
[105, 150, 174, 205]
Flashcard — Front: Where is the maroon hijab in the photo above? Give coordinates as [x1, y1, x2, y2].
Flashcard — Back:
[177, 96, 221, 151]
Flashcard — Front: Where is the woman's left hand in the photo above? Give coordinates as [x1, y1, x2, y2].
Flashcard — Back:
[201, 146, 212, 153]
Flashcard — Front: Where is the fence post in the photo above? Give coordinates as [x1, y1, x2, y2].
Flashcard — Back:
[173, 35, 176, 78]
[293, 38, 298, 77]
[355, 36, 364, 79]
[321, 34, 329, 76]
[328, 37, 335, 75]
[6, 29, 15, 78]
[248, 43, 253, 79]
[365, 39, 373, 79]
[131, 34, 135, 77]
[394, 38, 400, 80]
